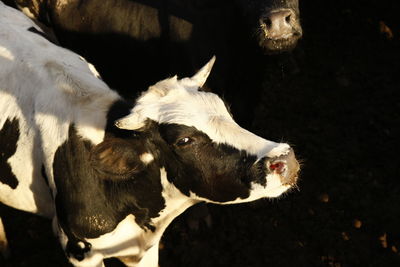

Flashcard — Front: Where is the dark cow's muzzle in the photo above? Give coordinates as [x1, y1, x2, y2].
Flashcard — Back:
[259, 8, 303, 54]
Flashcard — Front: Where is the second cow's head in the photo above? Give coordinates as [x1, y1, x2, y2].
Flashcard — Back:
[91, 57, 299, 204]
[235, 0, 303, 54]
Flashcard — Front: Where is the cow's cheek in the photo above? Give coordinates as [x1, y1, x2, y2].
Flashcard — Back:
[193, 168, 251, 203]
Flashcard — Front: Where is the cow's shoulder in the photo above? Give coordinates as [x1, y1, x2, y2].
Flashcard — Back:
[53, 114, 167, 234]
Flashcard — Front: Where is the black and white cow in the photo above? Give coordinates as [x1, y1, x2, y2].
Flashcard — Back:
[9, 0, 303, 125]
[0, 2, 299, 266]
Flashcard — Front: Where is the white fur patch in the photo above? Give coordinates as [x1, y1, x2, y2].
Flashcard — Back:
[158, 168, 196, 219]
[139, 153, 154, 164]
[0, 46, 14, 60]
[87, 61, 102, 79]
[188, 172, 290, 205]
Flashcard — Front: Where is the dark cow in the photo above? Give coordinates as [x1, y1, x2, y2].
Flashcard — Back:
[0, 2, 299, 266]
[10, 0, 302, 125]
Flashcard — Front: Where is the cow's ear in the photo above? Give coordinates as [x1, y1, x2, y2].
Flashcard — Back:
[180, 55, 216, 90]
[114, 112, 146, 131]
[90, 138, 145, 180]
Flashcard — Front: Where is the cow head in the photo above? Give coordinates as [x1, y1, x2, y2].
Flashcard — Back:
[235, 0, 302, 54]
[92, 57, 299, 205]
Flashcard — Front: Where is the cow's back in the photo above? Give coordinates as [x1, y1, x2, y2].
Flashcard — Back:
[0, 5, 55, 216]
[0, 3, 119, 217]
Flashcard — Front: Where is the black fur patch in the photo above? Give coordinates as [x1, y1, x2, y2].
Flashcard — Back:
[27, 26, 55, 44]
[41, 164, 49, 186]
[157, 123, 264, 202]
[0, 118, 20, 189]
[53, 125, 163, 237]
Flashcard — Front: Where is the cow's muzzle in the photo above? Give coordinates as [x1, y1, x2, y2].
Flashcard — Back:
[262, 9, 296, 40]
[266, 148, 300, 186]
[258, 8, 302, 54]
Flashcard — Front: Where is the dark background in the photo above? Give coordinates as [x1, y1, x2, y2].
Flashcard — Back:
[1, 0, 400, 266]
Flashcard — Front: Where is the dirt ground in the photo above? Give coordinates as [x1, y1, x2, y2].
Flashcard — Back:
[1, 1, 400, 266]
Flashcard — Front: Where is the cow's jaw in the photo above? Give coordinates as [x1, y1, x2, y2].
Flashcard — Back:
[249, 171, 294, 200]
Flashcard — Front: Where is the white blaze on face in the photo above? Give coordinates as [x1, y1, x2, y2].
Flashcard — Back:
[116, 57, 289, 160]
[154, 88, 288, 158]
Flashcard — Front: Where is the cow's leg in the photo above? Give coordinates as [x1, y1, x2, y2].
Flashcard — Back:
[0, 217, 10, 259]
[54, 220, 105, 267]
[66, 253, 106, 267]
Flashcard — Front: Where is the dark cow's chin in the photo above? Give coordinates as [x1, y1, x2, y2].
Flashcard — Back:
[260, 37, 300, 55]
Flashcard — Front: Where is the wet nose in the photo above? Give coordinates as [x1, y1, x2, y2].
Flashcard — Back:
[267, 148, 299, 185]
[263, 9, 295, 39]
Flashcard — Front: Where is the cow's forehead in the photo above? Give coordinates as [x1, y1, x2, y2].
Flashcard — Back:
[159, 88, 232, 123]
[133, 84, 287, 158]
[135, 84, 233, 128]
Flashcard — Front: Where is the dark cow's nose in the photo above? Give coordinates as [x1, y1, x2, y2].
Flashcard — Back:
[267, 148, 300, 185]
[263, 9, 295, 40]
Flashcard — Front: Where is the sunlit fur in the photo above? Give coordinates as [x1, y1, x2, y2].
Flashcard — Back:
[117, 75, 291, 159]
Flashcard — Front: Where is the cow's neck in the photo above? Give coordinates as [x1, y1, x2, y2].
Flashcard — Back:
[152, 168, 197, 229]
[137, 168, 197, 256]
[88, 168, 197, 261]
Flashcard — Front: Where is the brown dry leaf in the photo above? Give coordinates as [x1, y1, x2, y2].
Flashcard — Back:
[353, 219, 362, 229]
[319, 193, 329, 203]
[379, 233, 388, 249]
[308, 208, 315, 215]
[342, 232, 350, 241]
[392, 246, 398, 253]
[321, 256, 341, 267]
[379, 21, 394, 39]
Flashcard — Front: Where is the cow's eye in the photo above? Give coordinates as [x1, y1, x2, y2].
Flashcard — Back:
[176, 137, 193, 146]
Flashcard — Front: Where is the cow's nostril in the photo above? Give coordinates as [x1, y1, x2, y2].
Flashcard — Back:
[285, 14, 291, 23]
[269, 161, 285, 174]
[264, 9, 295, 36]
[265, 18, 272, 28]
